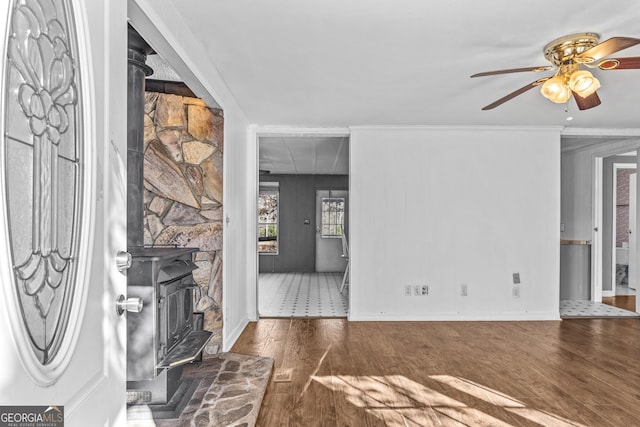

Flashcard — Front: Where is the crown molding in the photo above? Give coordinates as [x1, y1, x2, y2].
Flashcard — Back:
[256, 126, 350, 137]
[349, 125, 564, 133]
[561, 127, 640, 137]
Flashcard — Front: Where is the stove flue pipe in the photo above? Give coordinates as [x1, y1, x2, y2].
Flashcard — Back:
[127, 25, 154, 250]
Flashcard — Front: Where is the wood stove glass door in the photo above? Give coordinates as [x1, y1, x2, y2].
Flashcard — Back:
[0, 0, 128, 424]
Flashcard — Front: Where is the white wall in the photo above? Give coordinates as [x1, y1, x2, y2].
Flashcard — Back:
[349, 126, 561, 320]
[129, 0, 253, 350]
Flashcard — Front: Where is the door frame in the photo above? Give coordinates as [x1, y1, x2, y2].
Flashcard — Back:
[252, 127, 350, 320]
[593, 156, 603, 302]
[629, 173, 637, 301]
[610, 162, 637, 297]
[590, 140, 640, 303]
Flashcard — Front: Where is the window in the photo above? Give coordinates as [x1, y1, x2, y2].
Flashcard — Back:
[258, 183, 279, 253]
[321, 197, 345, 238]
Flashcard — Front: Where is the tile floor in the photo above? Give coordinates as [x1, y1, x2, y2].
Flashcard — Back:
[560, 299, 640, 318]
[259, 272, 348, 317]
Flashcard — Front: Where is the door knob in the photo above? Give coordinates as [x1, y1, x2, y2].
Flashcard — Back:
[116, 295, 143, 316]
[115, 250, 132, 273]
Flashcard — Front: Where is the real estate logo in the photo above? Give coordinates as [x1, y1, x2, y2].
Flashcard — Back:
[0, 406, 63, 427]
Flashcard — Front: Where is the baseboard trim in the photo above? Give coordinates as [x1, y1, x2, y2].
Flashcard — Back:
[222, 318, 250, 352]
[348, 311, 561, 322]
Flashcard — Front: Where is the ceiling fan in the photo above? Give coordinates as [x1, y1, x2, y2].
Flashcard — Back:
[471, 33, 640, 111]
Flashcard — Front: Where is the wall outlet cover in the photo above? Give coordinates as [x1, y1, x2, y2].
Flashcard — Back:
[513, 273, 521, 284]
[413, 285, 421, 296]
[461, 284, 468, 296]
[421, 285, 429, 295]
[512, 286, 520, 298]
[405, 285, 412, 296]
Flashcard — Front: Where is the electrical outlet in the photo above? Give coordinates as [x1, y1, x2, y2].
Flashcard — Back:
[512, 286, 520, 298]
[413, 285, 421, 296]
[513, 273, 521, 284]
[461, 284, 468, 296]
[421, 285, 429, 295]
[405, 285, 412, 296]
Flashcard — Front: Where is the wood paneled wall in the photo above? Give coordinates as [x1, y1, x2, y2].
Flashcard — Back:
[259, 175, 348, 273]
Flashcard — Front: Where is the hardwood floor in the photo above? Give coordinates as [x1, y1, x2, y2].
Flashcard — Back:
[603, 295, 636, 312]
[231, 318, 640, 426]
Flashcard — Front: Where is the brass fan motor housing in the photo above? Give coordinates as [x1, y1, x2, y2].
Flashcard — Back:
[543, 32, 600, 65]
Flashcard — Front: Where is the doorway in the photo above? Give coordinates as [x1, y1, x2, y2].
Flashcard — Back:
[256, 134, 350, 318]
[593, 151, 638, 315]
[612, 162, 637, 297]
[560, 137, 640, 318]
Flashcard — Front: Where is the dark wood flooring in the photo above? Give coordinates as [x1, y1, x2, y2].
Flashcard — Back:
[232, 318, 640, 426]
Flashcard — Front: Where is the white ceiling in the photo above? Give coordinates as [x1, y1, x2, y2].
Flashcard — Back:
[259, 136, 349, 174]
[166, 0, 640, 130]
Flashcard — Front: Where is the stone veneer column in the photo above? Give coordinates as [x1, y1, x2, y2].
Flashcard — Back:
[143, 92, 224, 354]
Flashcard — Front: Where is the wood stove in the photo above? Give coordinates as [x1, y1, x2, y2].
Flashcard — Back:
[126, 247, 211, 414]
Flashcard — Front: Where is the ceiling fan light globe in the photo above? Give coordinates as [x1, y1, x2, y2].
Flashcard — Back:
[540, 76, 571, 103]
[569, 70, 600, 97]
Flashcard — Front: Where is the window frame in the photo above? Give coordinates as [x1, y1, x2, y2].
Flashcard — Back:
[258, 183, 280, 255]
[321, 197, 345, 239]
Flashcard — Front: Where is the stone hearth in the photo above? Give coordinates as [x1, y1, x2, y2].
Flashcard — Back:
[128, 352, 273, 427]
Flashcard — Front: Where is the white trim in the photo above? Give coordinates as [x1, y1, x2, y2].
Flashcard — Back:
[566, 138, 640, 155]
[257, 126, 350, 137]
[562, 128, 640, 137]
[222, 318, 249, 352]
[590, 142, 640, 303]
[611, 162, 636, 295]
[561, 138, 640, 154]
[593, 156, 603, 302]
[602, 291, 615, 298]
[248, 124, 259, 322]
[349, 312, 562, 321]
[350, 125, 564, 133]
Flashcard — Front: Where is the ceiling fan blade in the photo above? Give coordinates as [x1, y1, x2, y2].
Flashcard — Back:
[572, 91, 601, 110]
[597, 56, 640, 70]
[471, 66, 553, 78]
[481, 78, 549, 110]
[578, 37, 640, 62]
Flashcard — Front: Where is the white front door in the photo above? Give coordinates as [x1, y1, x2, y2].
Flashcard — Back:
[315, 190, 348, 272]
[0, 0, 128, 425]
